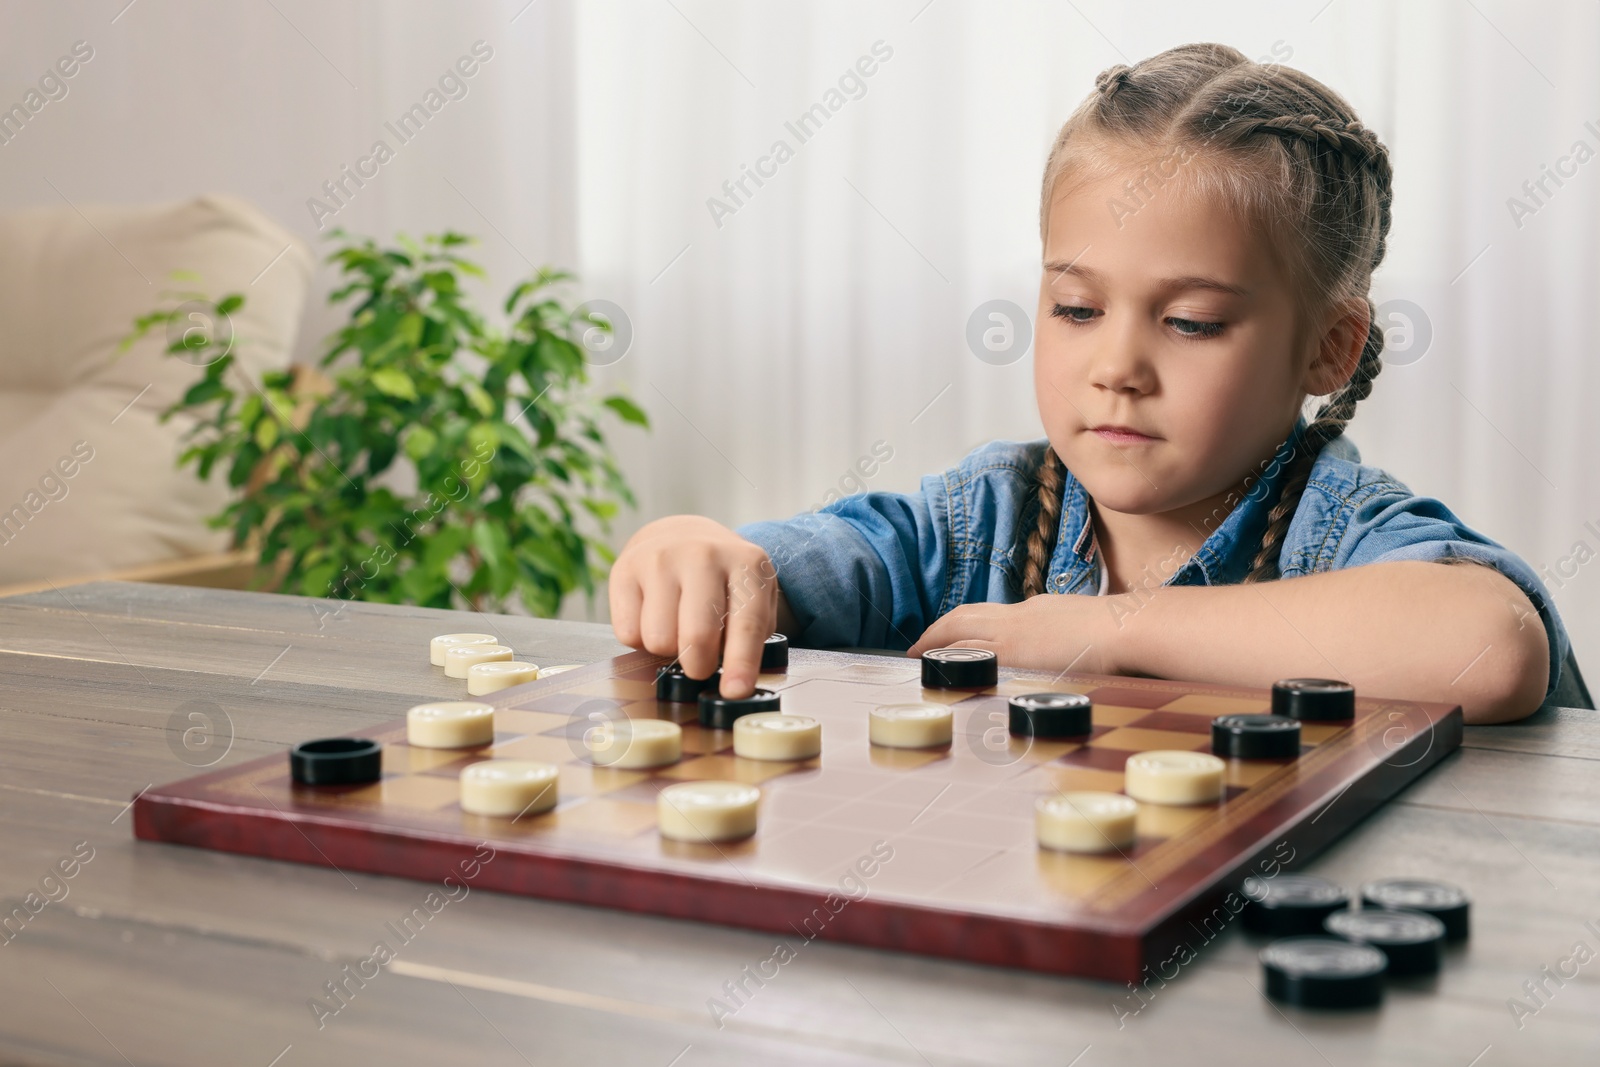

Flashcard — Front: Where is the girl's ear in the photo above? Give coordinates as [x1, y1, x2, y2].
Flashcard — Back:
[1304, 299, 1370, 396]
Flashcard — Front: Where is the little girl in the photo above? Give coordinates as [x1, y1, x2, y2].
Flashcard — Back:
[610, 43, 1571, 725]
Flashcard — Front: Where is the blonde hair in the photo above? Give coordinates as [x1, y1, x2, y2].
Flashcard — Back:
[1020, 42, 1395, 596]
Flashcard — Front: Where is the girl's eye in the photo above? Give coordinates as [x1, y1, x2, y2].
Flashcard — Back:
[1050, 303, 1099, 324]
[1050, 304, 1226, 340]
[1168, 317, 1225, 339]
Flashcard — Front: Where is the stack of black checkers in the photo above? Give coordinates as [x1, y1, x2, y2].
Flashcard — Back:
[1008, 693, 1092, 738]
[1271, 678, 1355, 720]
[656, 634, 788, 706]
[699, 687, 780, 730]
[656, 665, 719, 704]
[1212, 714, 1301, 758]
[920, 647, 998, 689]
[1248, 874, 1470, 1008]
[761, 633, 789, 671]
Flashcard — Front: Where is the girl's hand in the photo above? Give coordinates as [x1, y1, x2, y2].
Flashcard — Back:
[608, 515, 784, 698]
[906, 594, 1125, 676]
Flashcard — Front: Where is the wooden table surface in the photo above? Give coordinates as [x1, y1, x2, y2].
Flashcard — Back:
[1, 581, 1596, 1066]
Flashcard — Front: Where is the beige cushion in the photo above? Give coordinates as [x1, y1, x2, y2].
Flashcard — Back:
[0, 195, 311, 584]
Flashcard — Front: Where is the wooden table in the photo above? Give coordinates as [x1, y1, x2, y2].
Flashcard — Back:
[2, 582, 1595, 1066]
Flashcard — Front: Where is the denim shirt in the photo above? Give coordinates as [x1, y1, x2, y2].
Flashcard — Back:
[737, 426, 1571, 703]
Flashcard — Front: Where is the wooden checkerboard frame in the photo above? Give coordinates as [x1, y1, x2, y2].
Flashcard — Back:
[132, 649, 1461, 982]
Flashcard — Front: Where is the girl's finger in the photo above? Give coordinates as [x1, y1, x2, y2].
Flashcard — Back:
[676, 564, 728, 680]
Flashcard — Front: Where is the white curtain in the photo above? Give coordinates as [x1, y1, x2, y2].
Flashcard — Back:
[3, 0, 1595, 670]
[574, 0, 1600, 672]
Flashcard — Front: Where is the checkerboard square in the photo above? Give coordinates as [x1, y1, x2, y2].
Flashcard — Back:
[1085, 686, 1173, 709]
[370, 775, 462, 812]
[1034, 850, 1134, 896]
[867, 745, 952, 771]
[541, 796, 659, 838]
[488, 736, 581, 763]
[557, 763, 649, 797]
[1135, 802, 1212, 839]
[494, 709, 573, 735]
[1054, 745, 1134, 772]
[383, 744, 472, 774]
[1090, 727, 1211, 753]
[818, 663, 920, 686]
[1043, 767, 1128, 793]
[1127, 711, 1214, 734]
[1159, 693, 1269, 716]
[657, 754, 811, 785]
[567, 679, 657, 701]
[1090, 705, 1154, 727]
[522, 692, 616, 716]
[678, 727, 731, 755]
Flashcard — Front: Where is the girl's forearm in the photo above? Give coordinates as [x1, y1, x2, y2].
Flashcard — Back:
[1109, 560, 1549, 724]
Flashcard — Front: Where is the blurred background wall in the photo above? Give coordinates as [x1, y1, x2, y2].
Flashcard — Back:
[2, 0, 1596, 669]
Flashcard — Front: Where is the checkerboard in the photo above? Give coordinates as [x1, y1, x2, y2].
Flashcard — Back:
[132, 649, 1462, 982]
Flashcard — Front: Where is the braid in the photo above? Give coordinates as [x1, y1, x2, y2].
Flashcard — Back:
[1236, 113, 1394, 270]
[1244, 307, 1386, 581]
[1095, 64, 1133, 98]
[1020, 443, 1066, 598]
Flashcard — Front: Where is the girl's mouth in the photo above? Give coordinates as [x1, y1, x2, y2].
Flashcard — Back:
[1090, 425, 1157, 445]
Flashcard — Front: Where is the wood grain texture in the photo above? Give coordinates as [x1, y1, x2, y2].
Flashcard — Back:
[1, 581, 1596, 1066]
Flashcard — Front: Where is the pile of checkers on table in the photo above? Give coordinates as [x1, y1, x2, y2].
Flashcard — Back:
[1246, 874, 1470, 1009]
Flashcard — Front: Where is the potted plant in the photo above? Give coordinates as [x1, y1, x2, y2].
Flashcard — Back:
[122, 231, 647, 619]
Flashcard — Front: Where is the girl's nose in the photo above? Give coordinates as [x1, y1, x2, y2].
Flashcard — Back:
[1088, 321, 1156, 395]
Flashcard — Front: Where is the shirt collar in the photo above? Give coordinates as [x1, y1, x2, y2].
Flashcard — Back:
[1045, 418, 1309, 592]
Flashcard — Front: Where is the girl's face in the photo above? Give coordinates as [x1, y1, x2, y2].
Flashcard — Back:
[1035, 159, 1343, 519]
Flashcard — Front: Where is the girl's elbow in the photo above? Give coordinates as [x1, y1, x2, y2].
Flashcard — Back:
[1462, 612, 1549, 725]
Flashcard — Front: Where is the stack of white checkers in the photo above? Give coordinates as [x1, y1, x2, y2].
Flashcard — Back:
[1035, 750, 1227, 854]
[428, 633, 581, 694]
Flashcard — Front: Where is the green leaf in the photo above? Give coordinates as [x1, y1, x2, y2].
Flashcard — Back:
[180, 377, 229, 408]
[601, 395, 649, 427]
[471, 518, 511, 574]
[463, 380, 495, 418]
[404, 426, 439, 462]
[370, 367, 417, 400]
[466, 422, 498, 461]
[254, 418, 279, 450]
[398, 311, 425, 347]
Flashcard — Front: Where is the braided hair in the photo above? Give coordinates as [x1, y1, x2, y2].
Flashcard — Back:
[1020, 44, 1395, 592]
